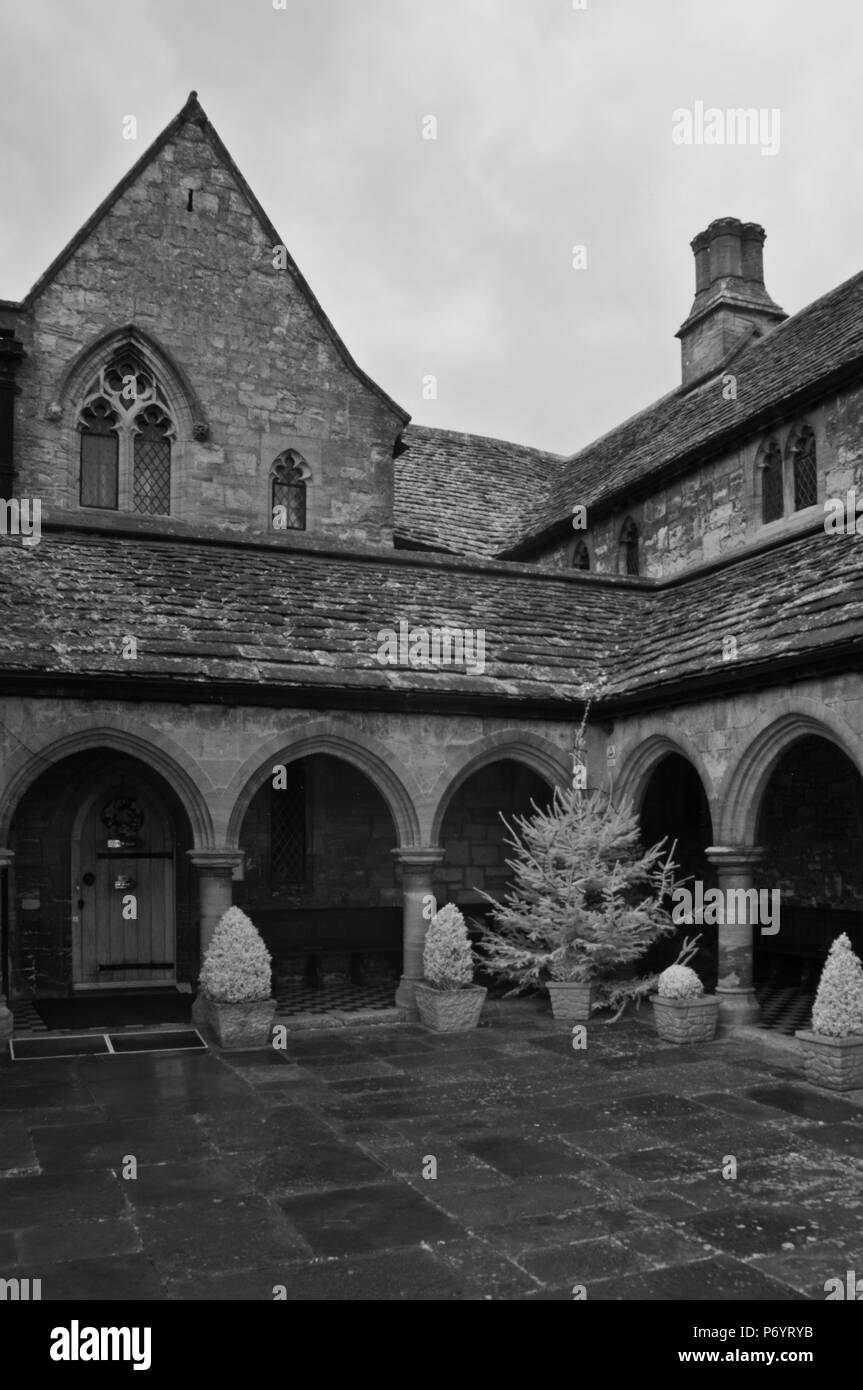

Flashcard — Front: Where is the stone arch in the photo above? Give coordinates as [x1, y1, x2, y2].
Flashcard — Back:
[0, 720, 215, 849]
[615, 729, 717, 823]
[54, 324, 210, 441]
[717, 703, 863, 844]
[429, 731, 569, 846]
[224, 722, 423, 850]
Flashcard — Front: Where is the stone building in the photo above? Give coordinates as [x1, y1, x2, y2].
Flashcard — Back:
[1, 93, 861, 1034]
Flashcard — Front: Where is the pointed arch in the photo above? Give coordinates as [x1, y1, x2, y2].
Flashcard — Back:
[55, 324, 209, 442]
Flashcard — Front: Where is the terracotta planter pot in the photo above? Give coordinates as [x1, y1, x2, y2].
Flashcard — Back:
[796, 1030, 863, 1091]
[652, 993, 719, 1043]
[193, 994, 276, 1049]
[547, 981, 594, 1022]
[414, 983, 487, 1032]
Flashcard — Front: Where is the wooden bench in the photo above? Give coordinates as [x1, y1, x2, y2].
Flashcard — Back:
[755, 907, 863, 986]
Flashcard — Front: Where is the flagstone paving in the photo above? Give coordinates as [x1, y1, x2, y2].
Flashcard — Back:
[1, 1008, 862, 1300]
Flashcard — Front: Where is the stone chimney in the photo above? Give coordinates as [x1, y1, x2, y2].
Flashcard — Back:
[676, 218, 786, 388]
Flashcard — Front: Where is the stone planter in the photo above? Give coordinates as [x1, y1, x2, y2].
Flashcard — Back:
[796, 1030, 863, 1091]
[546, 981, 594, 1023]
[652, 993, 719, 1043]
[414, 983, 487, 1032]
[193, 993, 276, 1049]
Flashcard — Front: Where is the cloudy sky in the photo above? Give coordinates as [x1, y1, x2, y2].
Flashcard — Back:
[0, 0, 860, 455]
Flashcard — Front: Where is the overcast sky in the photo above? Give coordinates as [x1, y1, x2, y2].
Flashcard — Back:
[1, 0, 860, 456]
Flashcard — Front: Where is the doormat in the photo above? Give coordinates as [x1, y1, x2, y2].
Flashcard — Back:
[10, 1034, 111, 1060]
[34, 990, 193, 1032]
[10, 1029, 206, 1060]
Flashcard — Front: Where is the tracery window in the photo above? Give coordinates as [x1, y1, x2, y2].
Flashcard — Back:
[271, 451, 309, 531]
[77, 355, 176, 514]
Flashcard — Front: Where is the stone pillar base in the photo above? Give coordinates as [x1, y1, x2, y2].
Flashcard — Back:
[395, 976, 419, 1017]
[717, 988, 761, 1031]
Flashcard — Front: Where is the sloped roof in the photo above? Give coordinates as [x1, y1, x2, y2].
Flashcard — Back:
[2, 524, 862, 709]
[0, 528, 637, 705]
[511, 267, 863, 552]
[395, 425, 563, 559]
[608, 528, 863, 700]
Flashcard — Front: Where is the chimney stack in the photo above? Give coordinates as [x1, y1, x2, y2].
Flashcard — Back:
[676, 218, 785, 389]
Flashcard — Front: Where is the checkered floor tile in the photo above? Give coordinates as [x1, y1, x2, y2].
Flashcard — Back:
[274, 980, 396, 1015]
[756, 982, 814, 1035]
[10, 998, 47, 1033]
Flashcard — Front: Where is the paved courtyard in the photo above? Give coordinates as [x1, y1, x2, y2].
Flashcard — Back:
[1, 1005, 862, 1301]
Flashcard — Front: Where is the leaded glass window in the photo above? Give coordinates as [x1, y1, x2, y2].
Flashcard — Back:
[272, 452, 308, 531]
[80, 398, 119, 509]
[270, 767, 308, 885]
[77, 353, 176, 515]
[790, 424, 817, 511]
[760, 440, 783, 523]
[133, 405, 172, 514]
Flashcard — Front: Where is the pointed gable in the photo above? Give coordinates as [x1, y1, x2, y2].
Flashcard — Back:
[12, 93, 408, 546]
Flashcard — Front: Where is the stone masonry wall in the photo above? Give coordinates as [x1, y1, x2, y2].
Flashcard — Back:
[8, 113, 402, 546]
[532, 379, 863, 579]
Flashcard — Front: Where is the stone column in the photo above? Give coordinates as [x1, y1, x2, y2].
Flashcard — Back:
[705, 845, 765, 1030]
[0, 848, 14, 1038]
[393, 848, 446, 1016]
[187, 849, 245, 960]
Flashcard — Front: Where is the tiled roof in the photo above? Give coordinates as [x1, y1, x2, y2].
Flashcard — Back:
[607, 527, 863, 699]
[517, 268, 863, 548]
[395, 270, 863, 560]
[0, 529, 637, 705]
[395, 425, 563, 559]
[2, 524, 863, 707]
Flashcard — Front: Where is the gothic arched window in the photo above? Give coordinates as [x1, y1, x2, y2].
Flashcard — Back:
[572, 540, 590, 571]
[77, 354, 175, 514]
[271, 451, 309, 531]
[788, 423, 817, 512]
[620, 518, 640, 576]
[759, 439, 783, 523]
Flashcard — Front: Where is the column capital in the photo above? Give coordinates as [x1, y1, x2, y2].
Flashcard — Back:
[391, 847, 446, 871]
[186, 848, 245, 873]
[0, 848, 14, 869]
[706, 845, 765, 872]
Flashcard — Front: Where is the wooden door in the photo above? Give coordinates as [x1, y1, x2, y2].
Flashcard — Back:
[73, 778, 175, 987]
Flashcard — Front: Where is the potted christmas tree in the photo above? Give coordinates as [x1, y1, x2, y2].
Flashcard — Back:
[193, 906, 276, 1049]
[796, 934, 863, 1090]
[477, 778, 679, 1023]
[414, 903, 487, 1032]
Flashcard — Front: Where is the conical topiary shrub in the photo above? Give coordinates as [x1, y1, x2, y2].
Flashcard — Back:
[414, 903, 486, 1032]
[423, 902, 475, 990]
[195, 906, 275, 1049]
[811, 933, 863, 1036]
[797, 934, 863, 1090]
